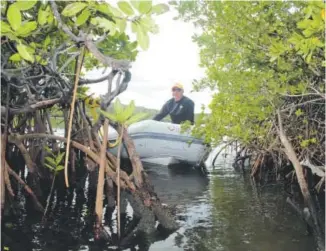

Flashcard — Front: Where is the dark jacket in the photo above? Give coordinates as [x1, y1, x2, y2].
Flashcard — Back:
[153, 96, 195, 125]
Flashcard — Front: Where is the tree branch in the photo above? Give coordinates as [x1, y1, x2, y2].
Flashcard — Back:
[1, 98, 62, 116]
[79, 72, 112, 85]
[49, 1, 82, 43]
[50, 0, 131, 70]
[281, 98, 324, 112]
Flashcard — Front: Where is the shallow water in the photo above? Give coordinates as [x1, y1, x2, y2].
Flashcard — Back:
[144, 157, 314, 251]
[2, 147, 315, 251]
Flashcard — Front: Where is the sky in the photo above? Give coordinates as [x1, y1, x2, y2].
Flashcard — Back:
[85, 6, 212, 113]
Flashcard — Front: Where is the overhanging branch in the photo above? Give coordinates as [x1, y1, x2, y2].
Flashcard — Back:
[50, 0, 131, 70]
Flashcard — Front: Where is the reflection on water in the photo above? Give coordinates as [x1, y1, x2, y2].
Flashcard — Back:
[147, 156, 314, 251]
[2, 149, 315, 251]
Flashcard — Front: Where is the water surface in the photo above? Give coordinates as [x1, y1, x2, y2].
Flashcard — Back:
[2, 149, 314, 251]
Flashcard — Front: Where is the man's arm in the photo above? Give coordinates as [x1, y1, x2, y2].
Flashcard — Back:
[189, 101, 195, 125]
[153, 101, 170, 121]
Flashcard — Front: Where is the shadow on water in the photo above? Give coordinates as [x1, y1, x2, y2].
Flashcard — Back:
[2, 155, 315, 251]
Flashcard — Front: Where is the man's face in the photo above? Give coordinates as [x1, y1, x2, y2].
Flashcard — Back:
[172, 87, 183, 101]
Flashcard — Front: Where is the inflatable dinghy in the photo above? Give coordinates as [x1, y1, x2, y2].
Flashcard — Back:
[105, 120, 209, 165]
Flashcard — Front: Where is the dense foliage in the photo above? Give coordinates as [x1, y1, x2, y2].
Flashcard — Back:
[173, 1, 325, 163]
[1, 0, 168, 112]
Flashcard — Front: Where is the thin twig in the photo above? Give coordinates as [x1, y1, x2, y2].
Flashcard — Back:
[64, 46, 85, 188]
[42, 172, 56, 222]
[116, 126, 124, 239]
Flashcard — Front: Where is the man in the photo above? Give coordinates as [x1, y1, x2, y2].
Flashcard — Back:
[153, 83, 195, 125]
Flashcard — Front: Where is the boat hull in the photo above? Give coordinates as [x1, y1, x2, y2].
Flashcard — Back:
[106, 120, 208, 165]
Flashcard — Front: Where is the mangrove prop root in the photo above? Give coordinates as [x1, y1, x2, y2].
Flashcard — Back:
[77, 102, 94, 150]
[152, 203, 179, 231]
[64, 46, 85, 188]
[14, 141, 36, 173]
[277, 110, 325, 251]
[4, 164, 14, 197]
[123, 127, 143, 187]
[6, 162, 44, 212]
[95, 119, 108, 238]
[2, 85, 10, 210]
[251, 154, 264, 177]
[70, 149, 76, 184]
[1, 144, 6, 210]
[116, 126, 124, 239]
[286, 197, 314, 229]
[8, 133, 134, 191]
[119, 194, 156, 250]
[105, 177, 115, 209]
[42, 173, 56, 222]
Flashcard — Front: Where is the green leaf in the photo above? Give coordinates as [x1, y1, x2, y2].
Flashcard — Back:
[9, 53, 21, 62]
[45, 157, 56, 166]
[38, 8, 48, 25]
[137, 1, 152, 14]
[7, 4, 21, 31]
[35, 55, 41, 62]
[130, 1, 140, 10]
[99, 110, 118, 122]
[136, 28, 149, 50]
[44, 145, 53, 154]
[43, 35, 51, 47]
[56, 165, 64, 171]
[107, 5, 123, 17]
[6, 33, 20, 42]
[47, 11, 54, 24]
[94, 3, 112, 16]
[305, 51, 312, 63]
[15, 0, 37, 11]
[17, 44, 34, 63]
[116, 19, 127, 33]
[139, 17, 158, 34]
[125, 113, 148, 126]
[295, 109, 303, 117]
[45, 163, 55, 171]
[117, 1, 134, 15]
[61, 2, 87, 17]
[76, 9, 90, 26]
[123, 100, 135, 121]
[91, 17, 116, 34]
[311, 37, 324, 47]
[16, 21, 37, 37]
[1, 1, 7, 15]
[1, 21, 12, 33]
[114, 98, 124, 115]
[56, 152, 65, 164]
[131, 22, 138, 33]
[151, 3, 169, 15]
